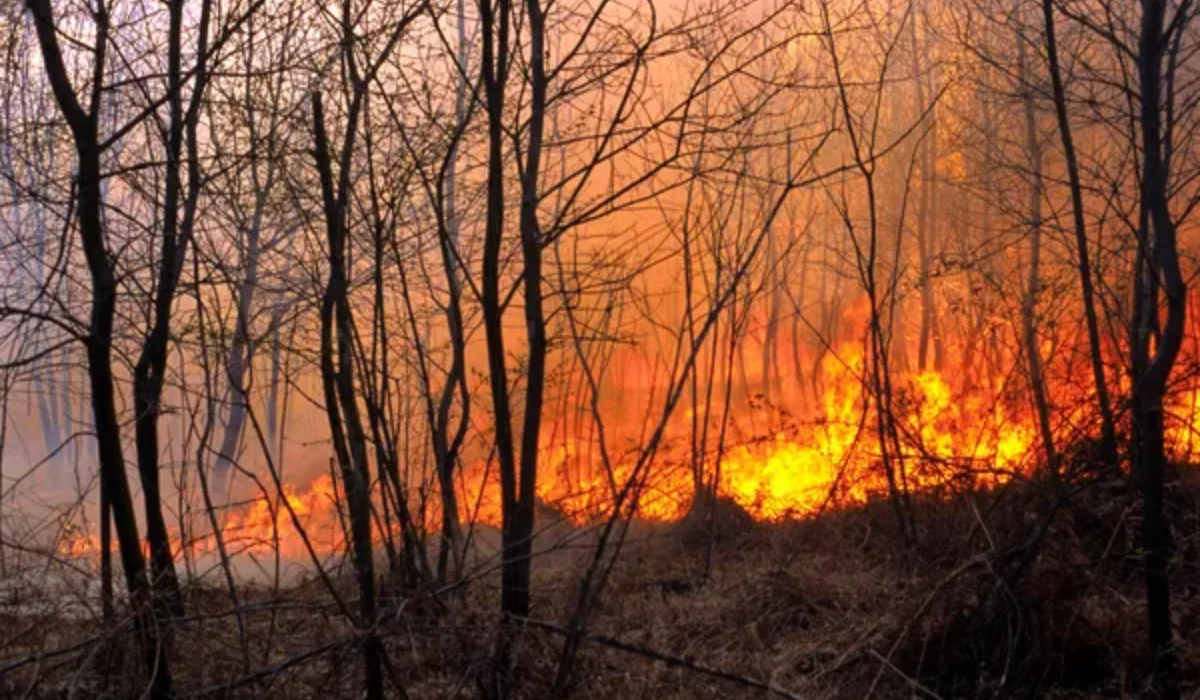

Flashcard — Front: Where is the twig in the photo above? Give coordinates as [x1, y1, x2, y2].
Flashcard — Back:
[867, 649, 943, 700]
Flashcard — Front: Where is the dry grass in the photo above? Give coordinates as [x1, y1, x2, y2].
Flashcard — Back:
[4, 467, 1200, 699]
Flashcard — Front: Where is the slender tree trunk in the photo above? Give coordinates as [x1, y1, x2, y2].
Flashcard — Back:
[265, 307, 287, 453]
[1017, 24, 1057, 472]
[312, 91, 384, 700]
[212, 207, 264, 494]
[1042, 0, 1117, 464]
[100, 474, 113, 622]
[910, 8, 940, 372]
[479, 0, 515, 622]
[431, 0, 472, 582]
[132, 0, 187, 616]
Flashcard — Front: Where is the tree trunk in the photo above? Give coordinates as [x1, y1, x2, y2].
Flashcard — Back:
[26, 2, 173, 695]
[1042, 0, 1117, 464]
[212, 208, 263, 495]
[1134, 3, 1186, 696]
[131, 0, 186, 611]
[432, 0, 472, 582]
[1017, 22, 1057, 472]
[910, 8, 941, 372]
[504, 0, 548, 624]
[312, 91, 384, 700]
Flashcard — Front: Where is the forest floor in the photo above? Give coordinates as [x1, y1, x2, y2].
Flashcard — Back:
[4, 463, 1200, 699]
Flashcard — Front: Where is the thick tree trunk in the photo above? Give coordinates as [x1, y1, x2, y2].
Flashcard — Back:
[478, 0, 516, 623]
[508, 0, 548, 623]
[1134, 3, 1186, 697]
[26, 2, 173, 695]
[134, 0, 215, 617]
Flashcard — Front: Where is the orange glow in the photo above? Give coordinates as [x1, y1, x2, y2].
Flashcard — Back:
[54, 310, 1200, 566]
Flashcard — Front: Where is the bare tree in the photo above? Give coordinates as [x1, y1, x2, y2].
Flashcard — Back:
[1132, 2, 1189, 697]
[23, 0, 172, 695]
[1041, 0, 1117, 464]
[308, 2, 429, 696]
[131, 0, 218, 618]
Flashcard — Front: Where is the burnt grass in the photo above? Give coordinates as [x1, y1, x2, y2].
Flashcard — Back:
[4, 462, 1200, 699]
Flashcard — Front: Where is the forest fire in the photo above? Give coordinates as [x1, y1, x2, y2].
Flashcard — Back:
[57, 474, 348, 562]
[53, 336, 1200, 565]
[10, 0, 1200, 695]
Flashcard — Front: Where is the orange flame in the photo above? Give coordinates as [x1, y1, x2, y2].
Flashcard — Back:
[54, 319, 1200, 567]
